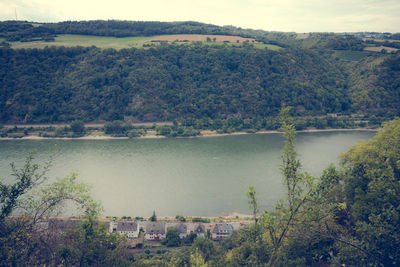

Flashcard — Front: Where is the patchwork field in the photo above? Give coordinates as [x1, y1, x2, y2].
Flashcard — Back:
[8, 34, 282, 50]
[195, 40, 282, 50]
[295, 33, 310, 39]
[363, 38, 400, 43]
[151, 34, 259, 43]
[364, 45, 398, 53]
[10, 34, 155, 49]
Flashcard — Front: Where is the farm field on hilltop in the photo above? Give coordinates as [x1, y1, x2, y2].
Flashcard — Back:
[150, 34, 282, 50]
[364, 45, 398, 53]
[362, 38, 400, 43]
[10, 34, 154, 49]
[8, 34, 282, 50]
[150, 34, 259, 43]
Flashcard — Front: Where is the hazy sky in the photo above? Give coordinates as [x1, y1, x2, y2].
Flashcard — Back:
[0, 0, 399, 33]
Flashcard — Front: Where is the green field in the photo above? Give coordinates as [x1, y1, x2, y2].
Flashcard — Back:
[9, 34, 283, 50]
[364, 45, 398, 53]
[10, 34, 155, 49]
[253, 43, 282, 50]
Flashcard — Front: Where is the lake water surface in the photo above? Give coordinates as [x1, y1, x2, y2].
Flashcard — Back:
[0, 131, 375, 217]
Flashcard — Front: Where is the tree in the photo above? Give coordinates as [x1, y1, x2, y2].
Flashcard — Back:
[0, 154, 106, 266]
[246, 186, 258, 225]
[175, 214, 186, 222]
[0, 153, 51, 221]
[261, 106, 315, 266]
[163, 227, 181, 247]
[18, 173, 102, 223]
[104, 120, 129, 135]
[70, 120, 85, 135]
[224, 226, 270, 266]
[183, 232, 197, 245]
[190, 248, 208, 267]
[341, 118, 400, 265]
[57, 219, 129, 266]
[267, 118, 400, 266]
[150, 210, 157, 221]
[0, 154, 54, 265]
[192, 237, 216, 262]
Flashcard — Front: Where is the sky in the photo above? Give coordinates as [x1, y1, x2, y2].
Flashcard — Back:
[0, 0, 399, 33]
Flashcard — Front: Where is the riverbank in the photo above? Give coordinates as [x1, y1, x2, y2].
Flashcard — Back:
[0, 128, 378, 140]
[67, 212, 254, 222]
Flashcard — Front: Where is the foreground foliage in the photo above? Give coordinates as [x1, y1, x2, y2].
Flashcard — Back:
[0, 154, 130, 266]
[342, 118, 400, 265]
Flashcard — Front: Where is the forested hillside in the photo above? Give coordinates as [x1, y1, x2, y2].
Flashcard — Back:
[0, 45, 348, 122]
[0, 20, 399, 124]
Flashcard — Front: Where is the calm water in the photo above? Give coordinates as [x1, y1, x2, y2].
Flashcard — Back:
[0, 131, 374, 217]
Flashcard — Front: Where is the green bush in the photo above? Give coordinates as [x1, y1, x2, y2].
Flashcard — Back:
[192, 217, 210, 223]
[70, 120, 85, 134]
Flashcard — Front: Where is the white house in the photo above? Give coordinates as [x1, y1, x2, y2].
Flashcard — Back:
[116, 221, 140, 239]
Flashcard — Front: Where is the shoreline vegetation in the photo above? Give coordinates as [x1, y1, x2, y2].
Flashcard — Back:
[0, 127, 378, 140]
[0, 113, 388, 140]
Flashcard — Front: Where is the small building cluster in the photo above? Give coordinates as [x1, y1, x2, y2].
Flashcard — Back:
[47, 218, 242, 241]
[109, 220, 237, 241]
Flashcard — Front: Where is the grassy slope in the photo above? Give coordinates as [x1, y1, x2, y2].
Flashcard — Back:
[254, 43, 282, 50]
[9, 34, 283, 50]
[364, 46, 398, 52]
[10, 34, 155, 49]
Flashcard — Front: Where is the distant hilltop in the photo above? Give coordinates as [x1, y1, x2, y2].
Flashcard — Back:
[0, 20, 399, 43]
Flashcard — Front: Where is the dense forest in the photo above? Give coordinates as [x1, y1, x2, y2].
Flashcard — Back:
[0, 44, 399, 124]
[0, 20, 399, 128]
[0, 45, 349, 122]
[1, 115, 400, 266]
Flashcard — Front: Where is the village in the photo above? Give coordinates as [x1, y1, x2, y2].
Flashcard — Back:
[47, 217, 253, 246]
